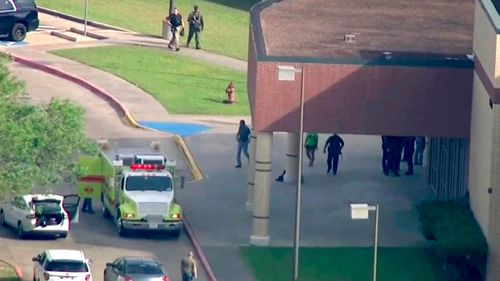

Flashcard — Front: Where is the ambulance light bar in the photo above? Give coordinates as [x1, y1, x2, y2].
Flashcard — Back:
[130, 164, 165, 171]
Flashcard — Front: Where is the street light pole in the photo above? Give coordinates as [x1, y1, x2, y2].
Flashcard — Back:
[373, 205, 379, 281]
[169, 0, 175, 14]
[292, 66, 305, 281]
[83, 0, 88, 37]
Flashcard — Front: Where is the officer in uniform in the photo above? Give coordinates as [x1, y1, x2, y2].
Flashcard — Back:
[187, 5, 204, 49]
[402, 137, 416, 175]
[323, 134, 344, 175]
[381, 136, 389, 175]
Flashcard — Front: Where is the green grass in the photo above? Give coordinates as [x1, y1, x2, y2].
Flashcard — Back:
[240, 247, 448, 281]
[36, 0, 259, 60]
[51, 46, 249, 115]
[0, 261, 18, 281]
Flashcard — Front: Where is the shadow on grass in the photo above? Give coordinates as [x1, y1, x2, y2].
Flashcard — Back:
[203, 97, 225, 104]
[205, 0, 260, 11]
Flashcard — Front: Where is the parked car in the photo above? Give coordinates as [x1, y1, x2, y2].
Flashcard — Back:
[0, 0, 39, 41]
[0, 194, 80, 239]
[32, 250, 92, 281]
[104, 256, 170, 281]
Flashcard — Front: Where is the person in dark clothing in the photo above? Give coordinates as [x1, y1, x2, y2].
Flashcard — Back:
[402, 137, 416, 175]
[387, 136, 403, 176]
[81, 198, 94, 214]
[323, 134, 344, 175]
[235, 119, 251, 168]
[167, 8, 184, 51]
[381, 136, 390, 176]
[186, 5, 204, 49]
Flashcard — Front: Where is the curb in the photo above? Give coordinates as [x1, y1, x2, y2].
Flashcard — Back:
[8, 54, 153, 131]
[183, 214, 217, 281]
[69, 27, 109, 40]
[0, 260, 24, 281]
[50, 30, 78, 42]
[38, 7, 132, 32]
[173, 136, 204, 182]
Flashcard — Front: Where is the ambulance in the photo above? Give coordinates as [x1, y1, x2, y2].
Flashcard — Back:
[77, 143, 184, 237]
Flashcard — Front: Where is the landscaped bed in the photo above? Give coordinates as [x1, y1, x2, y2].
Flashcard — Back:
[51, 45, 249, 115]
[0, 260, 19, 281]
[240, 246, 448, 281]
[37, 0, 259, 60]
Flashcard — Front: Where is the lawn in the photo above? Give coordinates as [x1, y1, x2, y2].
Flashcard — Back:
[51, 46, 249, 115]
[36, 0, 259, 60]
[0, 261, 18, 281]
[240, 247, 448, 281]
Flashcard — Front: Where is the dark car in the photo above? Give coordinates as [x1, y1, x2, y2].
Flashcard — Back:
[104, 256, 169, 281]
[0, 0, 39, 41]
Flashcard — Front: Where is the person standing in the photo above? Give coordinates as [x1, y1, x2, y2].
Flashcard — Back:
[305, 133, 319, 167]
[167, 8, 184, 51]
[187, 5, 204, 49]
[81, 198, 94, 214]
[323, 134, 344, 175]
[387, 136, 403, 176]
[381, 136, 389, 176]
[402, 137, 416, 175]
[180, 252, 198, 281]
[235, 119, 251, 168]
[414, 136, 426, 166]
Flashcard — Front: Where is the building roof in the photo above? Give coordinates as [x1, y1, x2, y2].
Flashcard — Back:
[256, 0, 474, 61]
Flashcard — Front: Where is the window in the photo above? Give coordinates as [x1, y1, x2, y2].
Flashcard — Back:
[45, 261, 88, 272]
[34, 200, 62, 215]
[125, 176, 172, 192]
[113, 259, 124, 273]
[12, 0, 35, 9]
[0, 0, 14, 11]
[125, 261, 163, 275]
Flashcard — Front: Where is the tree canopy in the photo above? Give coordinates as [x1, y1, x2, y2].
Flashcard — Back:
[0, 54, 96, 199]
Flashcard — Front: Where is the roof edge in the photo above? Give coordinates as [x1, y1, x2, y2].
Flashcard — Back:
[479, 0, 500, 33]
[249, 0, 279, 59]
[259, 55, 475, 69]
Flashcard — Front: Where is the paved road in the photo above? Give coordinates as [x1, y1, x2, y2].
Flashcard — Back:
[2, 63, 205, 281]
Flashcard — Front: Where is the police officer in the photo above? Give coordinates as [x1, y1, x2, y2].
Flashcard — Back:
[387, 136, 403, 176]
[187, 5, 204, 49]
[323, 134, 344, 175]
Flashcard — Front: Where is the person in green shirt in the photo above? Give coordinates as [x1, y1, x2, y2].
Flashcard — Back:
[305, 133, 319, 167]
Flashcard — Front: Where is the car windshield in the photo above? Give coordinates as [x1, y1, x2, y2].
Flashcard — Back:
[45, 261, 88, 272]
[33, 200, 62, 215]
[125, 176, 172, 192]
[125, 261, 163, 275]
[13, 0, 36, 9]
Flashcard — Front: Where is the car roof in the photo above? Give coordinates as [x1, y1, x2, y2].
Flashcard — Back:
[122, 256, 157, 263]
[46, 250, 86, 261]
[23, 194, 64, 202]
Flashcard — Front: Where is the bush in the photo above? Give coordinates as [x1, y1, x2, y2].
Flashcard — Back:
[416, 200, 487, 280]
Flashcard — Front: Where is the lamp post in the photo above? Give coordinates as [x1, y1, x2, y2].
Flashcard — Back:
[350, 203, 379, 281]
[83, 0, 88, 37]
[277, 65, 305, 281]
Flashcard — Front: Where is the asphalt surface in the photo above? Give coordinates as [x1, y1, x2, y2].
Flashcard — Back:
[2, 63, 205, 281]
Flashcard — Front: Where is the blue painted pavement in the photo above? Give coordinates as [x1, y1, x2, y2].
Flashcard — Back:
[0, 41, 28, 48]
[138, 121, 210, 137]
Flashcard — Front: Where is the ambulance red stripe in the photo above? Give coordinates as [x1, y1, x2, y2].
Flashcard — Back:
[79, 175, 105, 183]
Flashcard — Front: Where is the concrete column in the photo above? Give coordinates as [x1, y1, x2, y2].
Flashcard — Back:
[250, 132, 273, 246]
[487, 105, 500, 280]
[284, 133, 300, 183]
[246, 129, 257, 211]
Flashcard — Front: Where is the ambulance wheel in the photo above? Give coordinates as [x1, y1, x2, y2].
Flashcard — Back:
[115, 211, 126, 237]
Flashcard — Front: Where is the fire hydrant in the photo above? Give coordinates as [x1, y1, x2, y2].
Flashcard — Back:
[224, 82, 235, 104]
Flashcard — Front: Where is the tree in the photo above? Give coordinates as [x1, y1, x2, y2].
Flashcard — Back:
[0, 54, 97, 199]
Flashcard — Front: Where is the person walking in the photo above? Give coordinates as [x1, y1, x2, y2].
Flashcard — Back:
[167, 8, 184, 51]
[402, 137, 416, 175]
[387, 136, 404, 176]
[381, 136, 389, 176]
[305, 133, 319, 167]
[235, 119, 251, 168]
[414, 136, 426, 165]
[180, 252, 198, 281]
[323, 133, 344, 175]
[186, 5, 204, 49]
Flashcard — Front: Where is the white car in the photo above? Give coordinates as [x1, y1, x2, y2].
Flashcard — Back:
[0, 194, 80, 239]
[32, 250, 92, 281]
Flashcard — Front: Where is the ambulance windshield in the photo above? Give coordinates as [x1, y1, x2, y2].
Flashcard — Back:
[125, 176, 172, 192]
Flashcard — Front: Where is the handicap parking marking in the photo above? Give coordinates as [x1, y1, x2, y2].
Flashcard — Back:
[0, 41, 28, 48]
